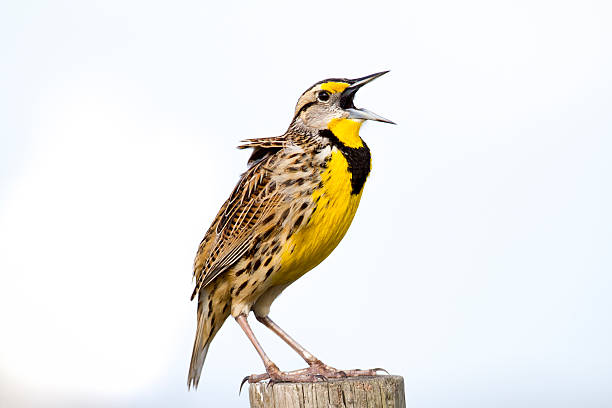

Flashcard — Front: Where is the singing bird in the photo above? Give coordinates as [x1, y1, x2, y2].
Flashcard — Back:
[188, 72, 394, 389]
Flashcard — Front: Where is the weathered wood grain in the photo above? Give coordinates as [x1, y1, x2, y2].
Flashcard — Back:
[249, 376, 405, 408]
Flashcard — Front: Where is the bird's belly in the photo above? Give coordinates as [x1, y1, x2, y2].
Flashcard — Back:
[278, 150, 365, 283]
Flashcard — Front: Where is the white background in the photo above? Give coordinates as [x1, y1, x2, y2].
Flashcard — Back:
[1, 1, 611, 407]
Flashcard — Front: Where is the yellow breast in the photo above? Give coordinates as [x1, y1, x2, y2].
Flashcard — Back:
[279, 149, 366, 282]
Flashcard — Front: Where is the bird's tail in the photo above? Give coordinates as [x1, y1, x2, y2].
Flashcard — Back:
[188, 287, 229, 389]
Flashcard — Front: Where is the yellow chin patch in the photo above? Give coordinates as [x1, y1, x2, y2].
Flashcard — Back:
[327, 118, 364, 148]
[320, 82, 349, 94]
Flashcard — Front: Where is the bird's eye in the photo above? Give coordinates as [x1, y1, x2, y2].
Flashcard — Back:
[317, 91, 331, 102]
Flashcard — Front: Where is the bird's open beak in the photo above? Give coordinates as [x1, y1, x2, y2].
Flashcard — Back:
[341, 71, 395, 124]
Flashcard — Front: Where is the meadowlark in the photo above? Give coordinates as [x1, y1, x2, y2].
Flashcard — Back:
[188, 71, 394, 389]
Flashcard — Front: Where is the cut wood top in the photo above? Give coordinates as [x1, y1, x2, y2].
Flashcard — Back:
[248, 375, 405, 408]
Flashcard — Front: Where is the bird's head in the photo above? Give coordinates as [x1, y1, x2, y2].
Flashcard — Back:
[290, 71, 394, 132]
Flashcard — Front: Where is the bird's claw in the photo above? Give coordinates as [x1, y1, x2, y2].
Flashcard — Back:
[313, 374, 328, 382]
[239, 372, 271, 394]
[239, 376, 249, 395]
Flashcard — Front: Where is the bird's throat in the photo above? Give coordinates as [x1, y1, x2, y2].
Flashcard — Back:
[326, 118, 364, 148]
[319, 120, 371, 195]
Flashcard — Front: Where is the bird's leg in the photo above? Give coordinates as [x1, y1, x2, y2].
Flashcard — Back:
[235, 314, 325, 384]
[255, 315, 386, 379]
[256, 315, 318, 365]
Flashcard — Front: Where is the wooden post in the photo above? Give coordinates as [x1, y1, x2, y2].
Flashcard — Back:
[249, 375, 405, 408]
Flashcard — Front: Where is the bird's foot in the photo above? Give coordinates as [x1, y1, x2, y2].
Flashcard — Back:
[240, 361, 388, 391]
[240, 363, 327, 392]
[306, 359, 388, 378]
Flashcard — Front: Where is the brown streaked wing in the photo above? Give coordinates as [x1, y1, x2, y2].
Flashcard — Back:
[191, 145, 285, 300]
